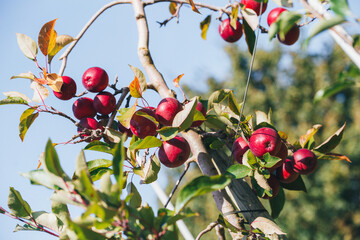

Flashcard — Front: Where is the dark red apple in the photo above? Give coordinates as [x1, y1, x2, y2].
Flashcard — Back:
[118, 121, 133, 137]
[130, 108, 158, 139]
[268, 141, 287, 172]
[82, 67, 109, 93]
[191, 101, 207, 127]
[276, 157, 299, 183]
[262, 174, 280, 199]
[232, 136, 250, 164]
[267, 7, 287, 26]
[158, 136, 191, 168]
[155, 98, 183, 126]
[292, 148, 317, 175]
[277, 26, 300, 45]
[53, 76, 77, 100]
[93, 91, 116, 115]
[241, 0, 268, 16]
[219, 18, 243, 43]
[249, 127, 281, 157]
[72, 97, 97, 120]
[77, 117, 103, 142]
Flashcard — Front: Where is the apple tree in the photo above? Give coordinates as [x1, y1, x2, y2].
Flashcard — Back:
[0, 0, 357, 239]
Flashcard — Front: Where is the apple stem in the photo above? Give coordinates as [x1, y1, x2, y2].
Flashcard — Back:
[164, 161, 192, 208]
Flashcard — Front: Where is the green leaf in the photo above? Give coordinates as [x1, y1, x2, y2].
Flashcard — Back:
[13, 224, 39, 232]
[51, 197, 70, 229]
[66, 217, 106, 240]
[8, 187, 32, 218]
[127, 183, 142, 208]
[129, 65, 147, 94]
[89, 168, 112, 182]
[163, 208, 198, 227]
[73, 150, 87, 180]
[103, 128, 123, 144]
[262, 153, 282, 168]
[10, 72, 36, 80]
[329, 0, 352, 17]
[32, 211, 63, 233]
[0, 96, 29, 105]
[16, 33, 38, 60]
[204, 115, 228, 131]
[20, 169, 57, 190]
[314, 80, 355, 103]
[299, 124, 322, 148]
[175, 175, 232, 213]
[243, 19, 255, 55]
[172, 97, 198, 131]
[141, 155, 161, 184]
[269, 187, 285, 219]
[139, 205, 155, 228]
[208, 89, 240, 116]
[225, 164, 252, 179]
[230, 5, 239, 30]
[84, 141, 113, 155]
[117, 104, 137, 129]
[280, 175, 307, 192]
[200, 15, 211, 40]
[113, 140, 126, 191]
[315, 123, 346, 154]
[129, 136, 163, 151]
[209, 138, 224, 150]
[305, 16, 346, 46]
[74, 170, 99, 202]
[217, 214, 239, 233]
[19, 109, 38, 142]
[271, 0, 293, 7]
[158, 126, 179, 141]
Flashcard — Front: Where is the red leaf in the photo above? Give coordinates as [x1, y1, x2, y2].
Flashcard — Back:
[173, 74, 184, 88]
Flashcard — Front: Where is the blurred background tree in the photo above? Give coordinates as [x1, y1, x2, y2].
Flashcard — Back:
[174, 44, 360, 239]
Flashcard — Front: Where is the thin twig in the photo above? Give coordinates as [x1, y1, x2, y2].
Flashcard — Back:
[58, 0, 132, 76]
[215, 224, 226, 240]
[195, 221, 219, 240]
[106, 87, 130, 128]
[164, 161, 192, 208]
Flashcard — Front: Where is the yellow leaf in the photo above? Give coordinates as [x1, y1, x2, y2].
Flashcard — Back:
[48, 35, 75, 64]
[200, 15, 211, 40]
[38, 19, 58, 56]
[299, 124, 322, 148]
[169, 2, 177, 15]
[173, 74, 184, 88]
[318, 153, 351, 163]
[231, 4, 239, 30]
[187, 0, 200, 14]
[129, 76, 142, 98]
[46, 73, 63, 92]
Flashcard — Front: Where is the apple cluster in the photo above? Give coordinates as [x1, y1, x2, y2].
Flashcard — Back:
[218, 0, 299, 45]
[232, 127, 318, 199]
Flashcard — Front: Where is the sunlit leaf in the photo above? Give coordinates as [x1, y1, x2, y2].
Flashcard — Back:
[329, 0, 352, 17]
[175, 175, 232, 213]
[8, 187, 32, 218]
[187, 0, 200, 14]
[30, 81, 49, 102]
[38, 19, 58, 56]
[19, 108, 39, 141]
[13, 224, 38, 232]
[113, 139, 126, 191]
[172, 97, 198, 131]
[278, 11, 302, 40]
[314, 80, 355, 103]
[251, 217, 286, 235]
[10, 72, 36, 80]
[140, 155, 161, 184]
[262, 153, 282, 168]
[271, 0, 293, 7]
[103, 128, 123, 144]
[129, 136, 162, 151]
[129, 65, 147, 94]
[20, 169, 57, 190]
[230, 5, 239, 30]
[200, 15, 211, 40]
[84, 141, 113, 155]
[241, 8, 258, 31]
[129, 76, 142, 98]
[317, 153, 351, 163]
[225, 164, 252, 179]
[48, 34, 75, 64]
[157, 126, 179, 141]
[32, 211, 63, 233]
[3, 92, 31, 103]
[0, 96, 29, 105]
[299, 124, 322, 148]
[173, 73, 184, 88]
[16, 33, 38, 60]
[169, 2, 177, 15]
[315, 123, 346, 154]
[117, 103, 137, 129]
[46, 73, 63, 92]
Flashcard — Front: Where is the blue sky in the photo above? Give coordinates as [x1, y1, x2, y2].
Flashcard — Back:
[0, 1, 359, 239]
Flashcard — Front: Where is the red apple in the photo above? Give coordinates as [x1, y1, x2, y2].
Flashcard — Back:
[267, 7, 287, 26]
[155, 98, 183, 126]
[292, 148, 317, 175]
[268, 141, 287, 172]
[72, 97, 97, 120]
[262, 174, 280, 199]
[130, 108, 158, 139]
[82, 67, 109, 93]
[232, 136, 250, 164]
[77, 117, 103, 142]
[158, 136, 191, 168]
[93, 91, 116, 115]
[241, 0, 268, 16]
[53, 76, 77, 100]
[219, 18, 243, 43]
[249, 127, 281, 157]
[118, 121, 133, 137]
[276, 157, 299, 183]
[277, 26, 300, 45]
[191, 101, 207, 127]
